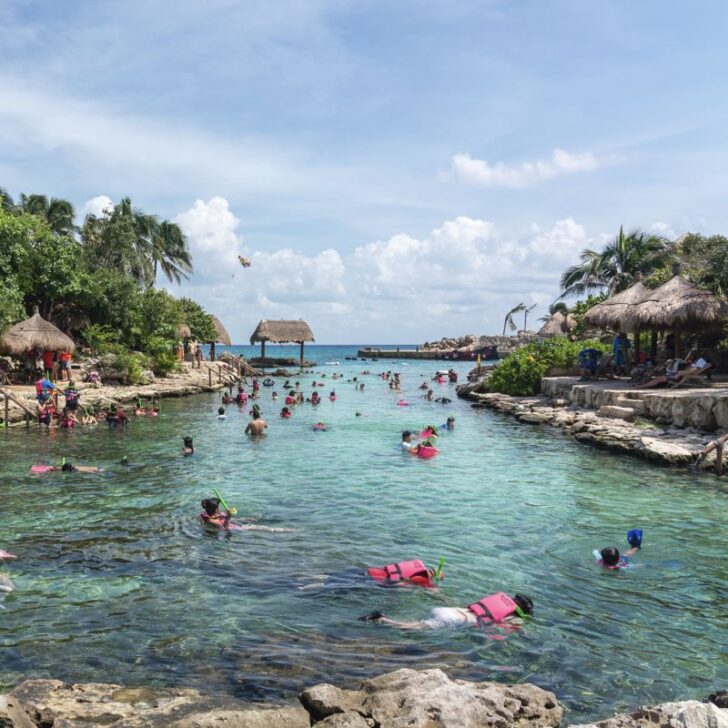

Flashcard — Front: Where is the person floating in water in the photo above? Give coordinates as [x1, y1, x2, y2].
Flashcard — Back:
[49, 461, 104, 473]
[361, 592, 533, 630]
[0, 549, 17, 593]
[199, 497, 234, 529]
[595, 530, 643, 569]
[245, 411, 267, 436]
[366, 559, 441, 588]
[441, 416, 455, 430]
[182, 436, 194, 455]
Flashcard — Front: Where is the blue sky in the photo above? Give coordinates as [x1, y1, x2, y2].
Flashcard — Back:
[1, 0, 726, 343]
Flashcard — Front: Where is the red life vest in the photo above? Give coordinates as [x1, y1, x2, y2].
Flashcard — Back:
[467, 592, 518, 624]
[367, 559, 431, 586]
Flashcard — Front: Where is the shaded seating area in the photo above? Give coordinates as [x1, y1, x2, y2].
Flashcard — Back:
[250, 319, 315, 367]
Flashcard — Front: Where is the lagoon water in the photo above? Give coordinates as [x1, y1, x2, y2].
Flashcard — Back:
[1, 345, 726, 721]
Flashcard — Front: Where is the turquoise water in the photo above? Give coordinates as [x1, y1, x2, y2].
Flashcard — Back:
[1, 345, 726, 721]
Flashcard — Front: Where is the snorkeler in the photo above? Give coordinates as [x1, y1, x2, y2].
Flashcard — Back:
[55, 462, 104, 473]
[366, 559, 441, 588]
[182, 436, 194, 455]
[594, 530, 643, 569]
[360, 592, 533, 630]
[199, 497, 234, 529]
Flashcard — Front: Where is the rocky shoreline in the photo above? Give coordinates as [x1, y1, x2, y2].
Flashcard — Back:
[0, 669, 724, 728]
[0, 362, 233, 427]
[456, 382, 726, 472]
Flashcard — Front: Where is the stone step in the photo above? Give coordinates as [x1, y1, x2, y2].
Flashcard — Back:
[598, 405, 635, 421]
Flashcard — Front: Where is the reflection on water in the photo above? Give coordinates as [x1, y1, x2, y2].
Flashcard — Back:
[1, 347, 727, 721]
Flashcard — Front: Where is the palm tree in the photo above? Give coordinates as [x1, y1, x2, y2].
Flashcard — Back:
[0, 188, 16, 212]
[523, 303, 537, 331]
[538, 301, 569, 323]
[151, 220, 192, 285]
[19, 193, 76, 235]
[502, 302, 526, 335]
[560, 226, 672, 297]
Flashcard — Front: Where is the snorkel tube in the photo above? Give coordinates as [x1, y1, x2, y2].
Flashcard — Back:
[213, 488, 237, 516]
[434, 557, 445, 581]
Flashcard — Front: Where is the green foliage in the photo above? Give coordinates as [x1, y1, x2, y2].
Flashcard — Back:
[179, 298, 216, 341]
[569, 293, 608, 336]
[560, 226, 673, 297]
[488, 338, 610, 396]
[83, 324, 120, 354]
[108, 346, 148, 385]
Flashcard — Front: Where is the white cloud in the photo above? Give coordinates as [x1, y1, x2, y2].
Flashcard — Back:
[649, 221, 678, 240]
[80, 195, 113, 219]
[451, 148, 608, 188]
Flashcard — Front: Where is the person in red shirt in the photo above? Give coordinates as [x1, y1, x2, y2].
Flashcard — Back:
[42, 350, 56, 379]
[59, 351, 72, 381]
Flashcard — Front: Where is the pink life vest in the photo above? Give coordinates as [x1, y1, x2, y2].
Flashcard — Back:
[285, 396, 295, 405]
[467, 592, 518, 624]
[382, 559, 428, 583]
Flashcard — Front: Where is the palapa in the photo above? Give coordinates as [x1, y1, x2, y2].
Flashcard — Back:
[537, 311, 576, 337]
[0, 308, 76, 356]
[625, 276, 724, 331]
[210, 316, 232, 346]
[177, 324, 192, 339]
[250, 319, 315, 366]
[583, 281, 651, 332]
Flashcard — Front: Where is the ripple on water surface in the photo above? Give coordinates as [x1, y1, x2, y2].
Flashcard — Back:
[1, 352, 727, 721]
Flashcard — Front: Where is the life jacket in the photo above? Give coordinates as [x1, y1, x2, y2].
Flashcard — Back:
[467, 592, 518, 624]
[285, 396, 295, 405]
[200, 512, 226, 527]
[367, 559, 431, 586]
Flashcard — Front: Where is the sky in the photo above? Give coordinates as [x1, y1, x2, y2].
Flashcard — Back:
[1, 0, 727, 344]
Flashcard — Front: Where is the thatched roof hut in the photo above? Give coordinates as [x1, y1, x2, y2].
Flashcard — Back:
[250, 319, 315, 365]
[625, 276, 723, 331]
[625, 276, 725, 357]
[0, 308, 76, 356]
[583, 281, 651, 332]
[210, 316, 232, 346]
[537, 311, 576, 337]
[177, 324, 192, 339]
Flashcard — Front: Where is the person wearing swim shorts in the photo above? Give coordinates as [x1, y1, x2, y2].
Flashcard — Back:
[245, 411, 267, 436]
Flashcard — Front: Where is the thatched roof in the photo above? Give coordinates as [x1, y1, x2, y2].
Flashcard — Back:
[583, 281, 651, 332]
[0, 309, 76, 355]
[250, 319, 315, 344]
[177, 324, 192, 339]
[537, 311, 576, 337]
[625, 276, 725, 330]
[210, 316, 232, 346]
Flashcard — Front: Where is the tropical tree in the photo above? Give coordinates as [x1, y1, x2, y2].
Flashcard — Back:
[523, 303, 537, 331]
[502, 302, 526, 335]
[538, 301, 569, 323]
[0, 188, 16, 212]
[19, 193, 76, 236]
[151, 220, 192, 284]
[560, 226, 672, 297]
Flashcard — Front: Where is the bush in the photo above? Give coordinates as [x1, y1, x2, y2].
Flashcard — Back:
[488, 338, 610, 396]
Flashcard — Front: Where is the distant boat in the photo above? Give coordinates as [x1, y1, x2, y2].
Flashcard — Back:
[324, 361, 341, 365]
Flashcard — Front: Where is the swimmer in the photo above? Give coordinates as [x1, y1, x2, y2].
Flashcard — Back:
[359, 382, 365, 391]
[595, 530, 643, 569]
[0, 549, 16, 593]
[50, 461, 104, 474]
[435, 397, 452, 404]
[245, 411, 267, 436]
[441, 417, 455, 430]
[199, 497, 234, 529]
[401, 430, 418, 453]
[183, 436, 194, 455]
[425, 389, 434, 401]
[280, 406, 292, 418]
[218, 407, 226, 420]
[360, 592, 533, 630]
[313, 422, 327, 431]
[272, 391, 279, 400]
[366, 559, 440, 588]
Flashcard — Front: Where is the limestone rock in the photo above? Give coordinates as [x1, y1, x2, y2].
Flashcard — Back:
[518, 413, 552, 424]
[639, 437, 694, 463]
[305, 668, 561, 728]
[0, 696, 36, 728]
[300, 683, 364, 721]
[598, 406, 635, 421]
[570, 699, 728, 728]
[317, 713, 373, 727]
[9, 679, 307, 728]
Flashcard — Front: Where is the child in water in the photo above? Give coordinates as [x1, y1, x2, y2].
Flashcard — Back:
[280, 406, 292, 418]
[595, 530, 643, 569]
[199, 497, 234, 529]
[218, 407, 226, 420]
[182, 436, 194, 455]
